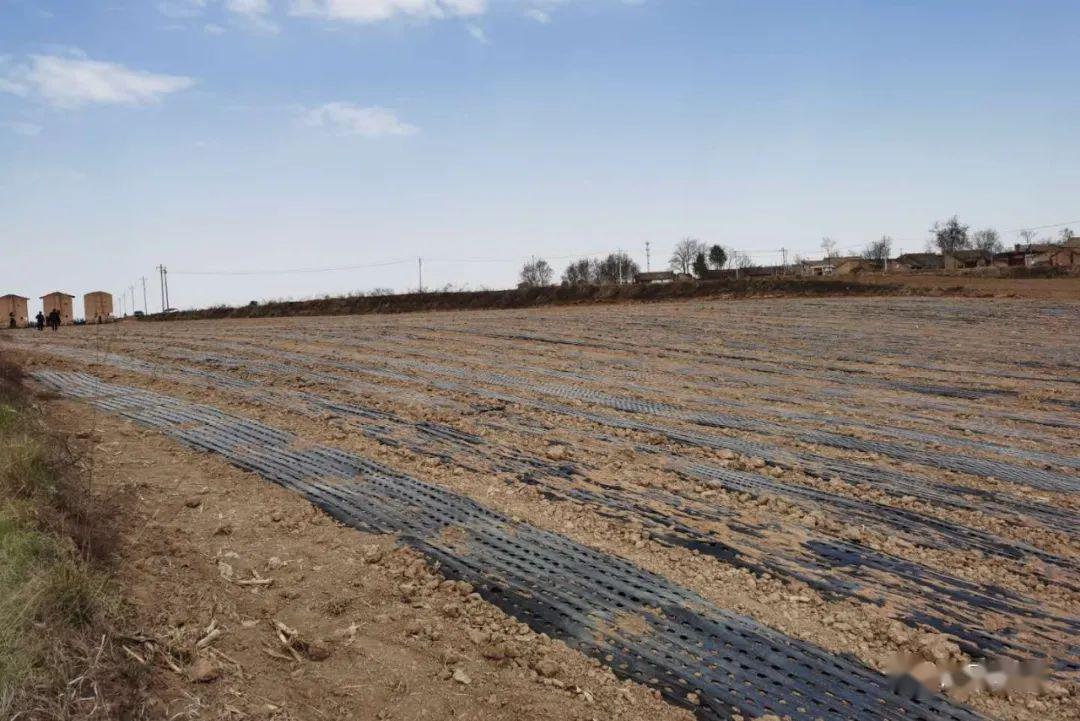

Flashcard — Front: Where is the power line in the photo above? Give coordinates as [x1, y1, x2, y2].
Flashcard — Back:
[170, 258, 414, 276]
[134, 213, 1075, 304]
[1005, 218, 1080, 233]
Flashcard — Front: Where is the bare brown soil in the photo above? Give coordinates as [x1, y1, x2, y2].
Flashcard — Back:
[852, 272, 1080, 300]
[47, 399, 690, 721]
[3, 295, 1078, 721]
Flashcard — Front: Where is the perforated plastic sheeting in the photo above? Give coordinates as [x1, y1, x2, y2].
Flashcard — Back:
[33, 369, 988, 721]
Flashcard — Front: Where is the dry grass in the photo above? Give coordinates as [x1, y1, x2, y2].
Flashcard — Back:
[0, 358, 141, 720]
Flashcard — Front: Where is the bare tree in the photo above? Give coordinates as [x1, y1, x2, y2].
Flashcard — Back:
[669, 238, 704, 275]
[562, 258, 598, 285]
[1018, 229, 1038, 246]
[595, 252, 639, 284]
[820, 237, 837, 259]
[1059, 227, 1075, 243]
[519, 257, 553, 287]
[971, 228, 1002, 253]
[862, 235, 892, 263]
[729, 250, 752, 269]
[931, 216, 970, 254]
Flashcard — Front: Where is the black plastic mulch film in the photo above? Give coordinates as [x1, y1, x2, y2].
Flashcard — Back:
[34, 370, 988, 721]
[24, 344, 1080, 671]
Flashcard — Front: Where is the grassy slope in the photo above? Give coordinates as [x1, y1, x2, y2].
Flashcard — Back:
[0, 359, 131, 719]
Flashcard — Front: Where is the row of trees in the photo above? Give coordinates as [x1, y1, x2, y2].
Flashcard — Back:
[822, 219, 1075, 263]
[932, 217, 1073, 254]
[930, 216, 1002, 254]
[518, 222, 1076, 287]
[519, 239, 757, 288]
[669, 238, 751, 275]
[519, 252, 643, 288]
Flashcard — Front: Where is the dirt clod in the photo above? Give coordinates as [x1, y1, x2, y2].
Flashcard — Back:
[190, 657, 220, 683]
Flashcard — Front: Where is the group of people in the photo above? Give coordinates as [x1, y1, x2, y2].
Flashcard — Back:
[4, 309, 63, 330]
[34, 309, 62, 331]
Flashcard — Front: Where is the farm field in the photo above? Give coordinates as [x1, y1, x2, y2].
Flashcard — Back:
[3, 296, 1078, 721]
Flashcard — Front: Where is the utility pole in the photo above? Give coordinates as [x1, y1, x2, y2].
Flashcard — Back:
[129, 285, 135, 315]
[417, 257, 423, 294]
[645, 241, 651, 272]
[140, 277, 148, 313]
[157, 265, 166, 312]
[780, 247, 788, 275]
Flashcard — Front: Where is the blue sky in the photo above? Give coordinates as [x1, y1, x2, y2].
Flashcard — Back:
[2, 0, 1078, 313]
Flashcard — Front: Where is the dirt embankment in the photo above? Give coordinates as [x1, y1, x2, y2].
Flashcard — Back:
[151, 277, 908, 321]
[148, 271, 1078, 322]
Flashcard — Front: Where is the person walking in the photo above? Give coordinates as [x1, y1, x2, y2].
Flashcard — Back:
[48, 309, 60, 331]
[35, 311, 45, 331]
[7, 312, 14, 329]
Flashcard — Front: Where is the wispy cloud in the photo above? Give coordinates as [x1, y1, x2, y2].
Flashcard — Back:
[156, 0, 209, 19]
[289, 0, 486, 23]
[157, 0, 279, 33]
[524, 7, 551, 23]
[0, 53, 195, 109]
[160, 0, 643, 31]
[225, 0, 280, 33]
[302, 102, 418, 137]
[466, 23, 488, 43]
[1, 120, 42, 136]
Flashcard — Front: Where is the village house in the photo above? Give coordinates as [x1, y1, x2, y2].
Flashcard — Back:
[943, 249, 993, 269]
[994, 242, 1080, 268]
[1, 294, 29, 328]
[634, 271, 677, 284]
[832, 257, 871, 274]
[798, 259, 836, 276]
[893, 253, 944, 271]
[83, 291, 114, 323]
[40, 292, 75, 325]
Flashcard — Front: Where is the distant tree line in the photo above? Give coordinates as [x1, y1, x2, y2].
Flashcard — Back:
[517, 240, 759, 288]
[928, 216, 1072, 255]
[516, 220, 1076, 289]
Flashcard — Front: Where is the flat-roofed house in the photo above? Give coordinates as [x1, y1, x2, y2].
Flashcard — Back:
[634, 271, 677, 283]
[40, 292, 75, 325]
[798, 259, 836, 276]
[833, 257, 869, 274]
[893, 253, 944, 271]
[1, 294, 28, 328]
[943, 250, 993, 269]
[84, 291, 114, 323]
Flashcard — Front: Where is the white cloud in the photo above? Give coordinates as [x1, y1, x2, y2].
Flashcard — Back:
[302, 102, 418, 137]
[466, 22, 488, 42]
[0, 54, 195, 109]
[524, 7, 550, 23]
[226, 0, 280, 33]
[2, 121, 41, 136]
[289, 0, 486, 23]
[157, 0, 209, 19]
